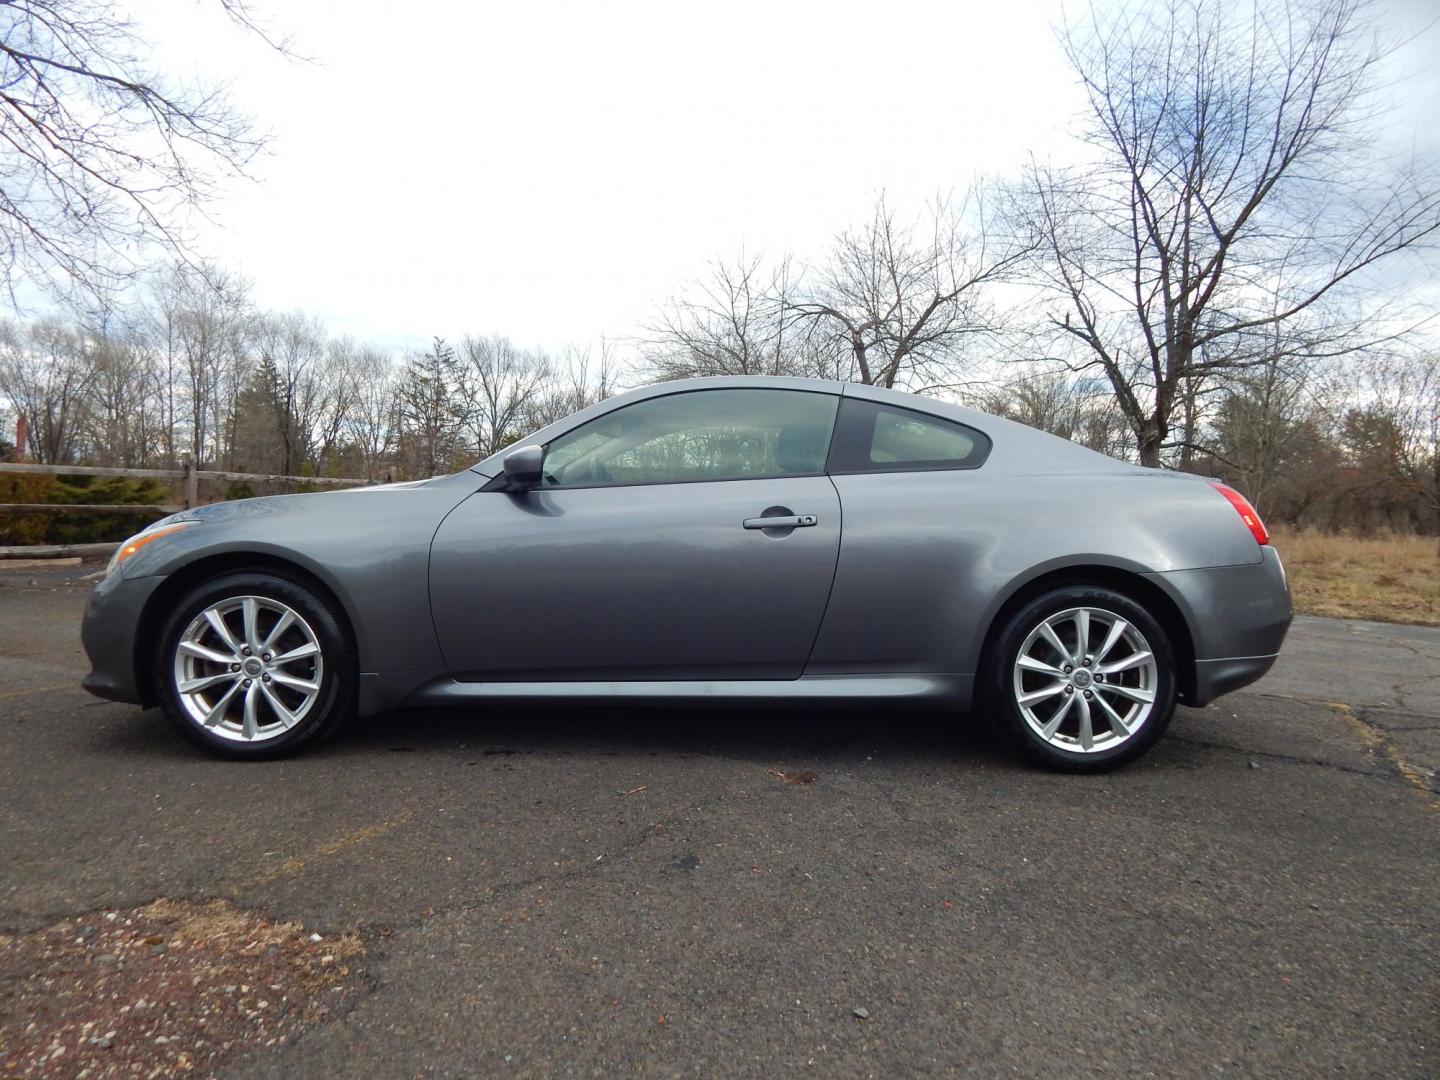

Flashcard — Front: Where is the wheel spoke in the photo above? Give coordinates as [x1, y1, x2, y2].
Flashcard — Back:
[1095, 618, 1128, 664]
[1090, 688, 1131, 736]
[1097, 650, 1153, 675]
[242, 597, 261, 652]
[1073, 609, 1091, 660]
[272, 641, 319, 665]
[1040, 692, 1075, 740]
[242, 683, 260, 740]
[204, 609, 241, 654]
[1038, 622, 1072, 664]
[179, 640, 236, 665]
[1017, 654, 1065, 677]
[1018, 682, 1067, 707]
[1098, 682, 1154, 704]
[179, 671, 240, 694]
[261, 610, 295, 652]
[202, 680, 243, 727]
[269, 670, 319, 693]
[1076, 693, 1094, 750]
[260, 681, 298, 728]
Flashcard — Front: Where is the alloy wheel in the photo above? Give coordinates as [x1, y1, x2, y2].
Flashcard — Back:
[1011, 606, 1159, 754]
[172, 595, 325, 743]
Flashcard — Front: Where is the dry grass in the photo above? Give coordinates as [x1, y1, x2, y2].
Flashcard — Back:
[1271, 528, 1440, 626]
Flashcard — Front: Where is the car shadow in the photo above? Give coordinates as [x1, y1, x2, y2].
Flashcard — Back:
[80, 695, 1221, 776]
[350, 703, 1001, 763]
[81, 701, 1017, 771]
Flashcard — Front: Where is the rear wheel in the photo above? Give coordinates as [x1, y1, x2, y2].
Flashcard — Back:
[156, 571, 356, 759]
[987, 585, 1177, 772]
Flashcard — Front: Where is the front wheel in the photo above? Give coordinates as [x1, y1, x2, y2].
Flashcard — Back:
[987, 586, 1177, 772]
[156, 571, 356, 759]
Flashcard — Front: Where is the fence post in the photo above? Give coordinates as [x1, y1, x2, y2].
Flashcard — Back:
[183, 458, 198, 509]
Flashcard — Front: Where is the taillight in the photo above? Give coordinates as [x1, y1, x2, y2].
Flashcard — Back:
[1210, 483, 1269, 545]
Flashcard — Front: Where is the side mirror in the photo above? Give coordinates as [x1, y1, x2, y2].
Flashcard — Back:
[502, 444, 545, 491]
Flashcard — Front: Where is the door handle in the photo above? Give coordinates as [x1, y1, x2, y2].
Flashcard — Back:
[743, 514, 818, 530]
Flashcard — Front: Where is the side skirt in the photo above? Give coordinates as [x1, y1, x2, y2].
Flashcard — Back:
[401, 673, 974, 710]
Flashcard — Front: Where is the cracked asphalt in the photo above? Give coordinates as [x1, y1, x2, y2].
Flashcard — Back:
[1, 566, 1437, 1078]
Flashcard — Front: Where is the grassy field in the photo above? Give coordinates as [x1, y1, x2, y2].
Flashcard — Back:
[1271, 528, 1440, 626]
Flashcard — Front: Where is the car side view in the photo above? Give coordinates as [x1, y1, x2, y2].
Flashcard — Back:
[81, 376, 1292, 770]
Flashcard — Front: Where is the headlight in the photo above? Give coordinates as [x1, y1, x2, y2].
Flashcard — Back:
[107, 520, 199, 576]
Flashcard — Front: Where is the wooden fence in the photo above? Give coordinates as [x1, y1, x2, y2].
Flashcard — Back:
[0, 461, 373, 559]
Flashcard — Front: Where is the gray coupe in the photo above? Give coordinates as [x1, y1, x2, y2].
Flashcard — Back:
[81, 376, 1292, 770]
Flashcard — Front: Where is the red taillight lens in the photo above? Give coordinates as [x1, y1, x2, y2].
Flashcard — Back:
[1210, 483, 1269, 545]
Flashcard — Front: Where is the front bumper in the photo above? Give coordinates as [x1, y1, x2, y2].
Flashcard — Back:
[80, 571, 165, 706]
[1147, 545, 1293, 707]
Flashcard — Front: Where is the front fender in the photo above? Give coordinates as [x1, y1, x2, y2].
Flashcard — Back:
[119, 480, 476, 675]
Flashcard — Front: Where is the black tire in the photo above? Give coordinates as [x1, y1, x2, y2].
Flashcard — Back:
[155, 570, 357, 760]
[985, 585, 1177, 773]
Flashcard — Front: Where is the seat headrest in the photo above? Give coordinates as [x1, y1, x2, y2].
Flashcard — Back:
[776, 424, 828, 473]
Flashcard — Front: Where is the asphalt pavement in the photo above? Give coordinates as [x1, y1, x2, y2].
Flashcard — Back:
[1, 565, 1436, 1078]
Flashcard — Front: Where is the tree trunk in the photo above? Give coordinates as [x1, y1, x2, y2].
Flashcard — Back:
[850, 331, 871, 385]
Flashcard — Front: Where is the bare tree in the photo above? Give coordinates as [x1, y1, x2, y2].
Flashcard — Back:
[1015, 0, 1440, 466]
[0, 1, 293, 301]
[346, 346, 398, 481]
[526, 341, 619, 430]
[1206, 351, 1344, 519]
[136, 278, 187, 464]
[309, 336, 361, 471]
[787, 191, 1026, 392]
[149, 263, 250, 465]
[972, 368, 1134, 458]
[80, 329, 156, 467]
[1360, 353, 1440, 536]
[456, 335, 552, 459]
[253, 311, 336, 474]
[643, 253, 830, 381]
[0, 316, 93, 462]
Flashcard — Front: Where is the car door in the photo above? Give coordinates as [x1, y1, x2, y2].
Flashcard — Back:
[429, 386, 843, 681]
[805, 393, 995, 676]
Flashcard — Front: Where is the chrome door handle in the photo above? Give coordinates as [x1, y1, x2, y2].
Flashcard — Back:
[743, 514, 818, 529]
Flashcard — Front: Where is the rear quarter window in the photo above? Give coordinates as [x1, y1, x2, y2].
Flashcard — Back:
[827, 397, 991, 473]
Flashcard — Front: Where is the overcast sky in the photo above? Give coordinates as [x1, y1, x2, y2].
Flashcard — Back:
[131, 0, 1439, 358]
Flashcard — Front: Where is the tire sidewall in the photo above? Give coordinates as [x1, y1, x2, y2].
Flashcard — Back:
[156, 572, 354, 759]
[990, 586, 1177, 771]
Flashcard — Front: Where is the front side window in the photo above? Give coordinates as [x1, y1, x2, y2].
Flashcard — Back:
[827, 397, 990, 473]
[542, 388, 839, 487]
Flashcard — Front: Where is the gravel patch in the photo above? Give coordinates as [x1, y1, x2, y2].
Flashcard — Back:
[0, 899, 364, 1078]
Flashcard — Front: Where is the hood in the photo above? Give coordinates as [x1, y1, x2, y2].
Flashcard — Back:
[147, 477, 443, 530]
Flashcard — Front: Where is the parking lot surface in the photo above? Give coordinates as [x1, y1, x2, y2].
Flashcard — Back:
[2, 566, 1437, 1077]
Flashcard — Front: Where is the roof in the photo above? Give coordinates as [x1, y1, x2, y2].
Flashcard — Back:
[471, 374, 1136, 477]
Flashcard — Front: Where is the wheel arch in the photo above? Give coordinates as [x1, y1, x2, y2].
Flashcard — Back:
[975, 562, 1199, 706]
[132, 551, 357, 708]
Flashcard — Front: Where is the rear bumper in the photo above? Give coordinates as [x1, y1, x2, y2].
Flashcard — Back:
[1147, 545, 1292, 707]
[1192, 653, 1280, 705]
[80, 571, 164, 706]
